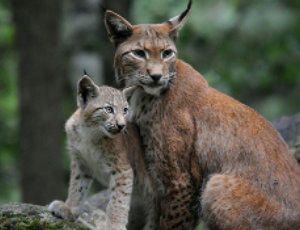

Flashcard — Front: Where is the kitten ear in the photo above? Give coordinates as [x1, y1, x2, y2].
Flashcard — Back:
[166, 0, 192, 40]
[104, 10, 133, 46]
[122, 86, 137, 101]
[77, 75, 99, 108]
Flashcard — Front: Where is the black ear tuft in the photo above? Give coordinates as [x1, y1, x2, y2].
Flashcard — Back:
[83, 69, 88, 76]
[104, 10, 133, 46]
[77, 76, 98, 108]
[167, 0, 192, 40]
[179, 0, 192, 22]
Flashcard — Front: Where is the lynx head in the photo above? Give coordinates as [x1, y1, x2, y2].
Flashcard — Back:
[77, 75, 131, 138]
[104, 0, 192, 96]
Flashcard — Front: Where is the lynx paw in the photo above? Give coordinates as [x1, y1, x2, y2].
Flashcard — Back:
[92, 209, 107, 229]
[48, 200, 75, 220]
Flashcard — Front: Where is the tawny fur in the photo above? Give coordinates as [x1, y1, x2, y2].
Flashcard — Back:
[49, 77, 143, 230]
[104, 1, 300, 229]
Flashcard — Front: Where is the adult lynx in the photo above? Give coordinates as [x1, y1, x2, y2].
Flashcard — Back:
[104, 0, 300, 229]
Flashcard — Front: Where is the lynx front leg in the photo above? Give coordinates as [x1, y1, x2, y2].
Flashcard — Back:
[159, 177, 198, 230]
[49, 155, 92, 220]
[143, 196, 159, 230]
[105, 168, 133, 230]
[65, 155, 93, 209]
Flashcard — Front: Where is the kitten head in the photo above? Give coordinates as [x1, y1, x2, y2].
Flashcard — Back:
[77, 75, 130, 138]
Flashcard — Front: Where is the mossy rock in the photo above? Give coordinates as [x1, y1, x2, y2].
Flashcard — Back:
[0, 203, 89, 230]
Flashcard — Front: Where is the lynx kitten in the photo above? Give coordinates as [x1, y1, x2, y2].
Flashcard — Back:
[49, 75, 141, 230]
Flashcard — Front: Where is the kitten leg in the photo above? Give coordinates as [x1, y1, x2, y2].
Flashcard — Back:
[65, 155, 93, 210]
[49, 154, 92, 219]
[105, 168, 133, 230]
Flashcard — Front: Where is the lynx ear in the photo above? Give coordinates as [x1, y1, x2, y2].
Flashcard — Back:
[167, 0, 192, 40]
[104, 10, 133, 46]
[122, 86, 137, 101]
[77, 75, 98, 108]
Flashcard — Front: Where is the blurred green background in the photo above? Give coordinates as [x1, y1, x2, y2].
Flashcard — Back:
[0, 0, 299, 206]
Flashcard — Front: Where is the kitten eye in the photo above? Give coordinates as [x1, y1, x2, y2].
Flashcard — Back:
[132, 49, 147, 59]
[162, 49, 174, 59]
[123, 108, 128, 114]
[105, 106, 114, 114]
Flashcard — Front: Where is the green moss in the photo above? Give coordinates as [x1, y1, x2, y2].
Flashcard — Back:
[0, 212, 88, 230]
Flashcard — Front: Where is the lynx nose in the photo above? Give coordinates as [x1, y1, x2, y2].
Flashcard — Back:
[150, 74, 162, 82]
[117, 124, 125, 131]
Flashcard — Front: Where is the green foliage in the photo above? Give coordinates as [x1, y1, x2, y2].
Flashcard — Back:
[133, 0, 300, 120]
[0, 1, 20, 204]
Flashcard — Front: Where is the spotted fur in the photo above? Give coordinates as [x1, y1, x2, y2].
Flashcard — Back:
[104, 0, 300, 229]
[49, 76, 143, 230]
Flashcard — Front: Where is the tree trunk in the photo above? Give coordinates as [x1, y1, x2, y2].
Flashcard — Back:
[100, 0, 133, 87]
[12, 0, 65, 204]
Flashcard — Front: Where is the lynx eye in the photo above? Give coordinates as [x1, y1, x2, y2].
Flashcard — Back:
[132, 49, 147, 59]
[123, 107, 128, 114]
[105, 106, 114, 114]
[162, 49, 174, 59]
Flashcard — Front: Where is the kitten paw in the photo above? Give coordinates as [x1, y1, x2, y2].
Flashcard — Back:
[48, 200, 74, 220]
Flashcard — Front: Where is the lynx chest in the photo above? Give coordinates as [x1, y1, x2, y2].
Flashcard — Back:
[131, 93, 168, 193]
[70, 134, 112, 186]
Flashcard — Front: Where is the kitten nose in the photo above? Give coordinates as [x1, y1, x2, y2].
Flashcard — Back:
[117, 124, 125, 131]
[150, 74, 162, 82]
